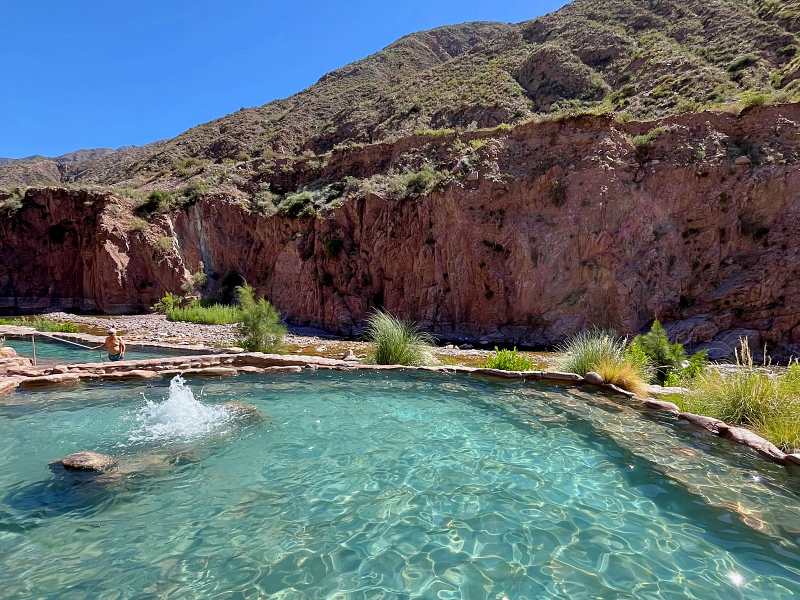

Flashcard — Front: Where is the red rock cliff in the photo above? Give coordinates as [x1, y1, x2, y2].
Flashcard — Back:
[2, 105, 799, 357]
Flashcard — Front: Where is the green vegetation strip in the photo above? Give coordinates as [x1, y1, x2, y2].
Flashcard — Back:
[154, 285, 286, 352]
[0, 317, 81, 333]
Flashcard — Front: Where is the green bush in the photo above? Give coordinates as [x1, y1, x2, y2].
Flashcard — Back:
[468, 138, 490, 151]
[278, 191, 316, 218]
[128, 217, 148, 232]
[137, 190, 176, 215]
[153, 292, 181, 314]
[727, 54, 759, 73]
[484, 347, 535, 371]
[365, 310, 435, 366]
[402, 167, 441, 197]
[738, 90, 769, 109]
[155, 236, 174, 254]
[414, 128, 456, 138]
[136, 182, 207, 216]
[182, 180, 208, 203]
[628, 320, 707, 385]
[166, 301, 242, 325]
[250, 183, 278, 215]
[664, 350, 709, 387]
[0, 317, 80, 333]
[174, 157, 201, 178]
[631, 126, 667, 148]
[181, 270, 208, 295]
[236, 285, 286, 352]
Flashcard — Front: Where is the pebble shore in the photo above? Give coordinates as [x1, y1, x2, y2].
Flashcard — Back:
[38, 312, 506, 364]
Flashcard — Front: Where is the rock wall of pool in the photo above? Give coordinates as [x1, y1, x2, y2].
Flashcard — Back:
[1, 368, 799, 598]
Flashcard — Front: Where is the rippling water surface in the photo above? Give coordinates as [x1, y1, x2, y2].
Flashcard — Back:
[0, 371, 798, 598]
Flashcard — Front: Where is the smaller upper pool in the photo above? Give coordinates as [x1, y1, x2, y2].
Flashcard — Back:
[3, 337, 202, 365]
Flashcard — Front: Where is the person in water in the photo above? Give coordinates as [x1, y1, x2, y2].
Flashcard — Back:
[94, 328, 126, 361]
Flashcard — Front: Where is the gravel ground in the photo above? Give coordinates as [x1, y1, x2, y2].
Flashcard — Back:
[42, 312, 357, 349]
[39, 312, 520, 365]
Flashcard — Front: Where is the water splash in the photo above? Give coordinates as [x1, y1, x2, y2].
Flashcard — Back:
[129, 375, 232, 443]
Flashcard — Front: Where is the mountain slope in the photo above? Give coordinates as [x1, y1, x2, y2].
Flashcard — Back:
[1, 0, 799, 195]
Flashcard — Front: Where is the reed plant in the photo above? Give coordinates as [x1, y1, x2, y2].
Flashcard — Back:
[165, 302, 242, 325]
[677, 340, 800, 450]
[364, 310, 435, 366]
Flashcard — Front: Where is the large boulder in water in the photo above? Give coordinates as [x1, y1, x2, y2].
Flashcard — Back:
[58, 451, 118, 473]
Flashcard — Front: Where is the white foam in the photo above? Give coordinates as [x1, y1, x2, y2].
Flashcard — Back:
[129, 375, 231, 442]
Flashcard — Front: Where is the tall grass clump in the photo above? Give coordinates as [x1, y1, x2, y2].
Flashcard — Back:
[593, 356, 650, 398]
[558, 330, 651, 396]
[235, 285, 286, 352]
[677, 340, 800, 451]
[484, 347, 536, 371]
[166, 302, 242, 325]
[364, 310, 435, 366]
[558, 330, 626, 375]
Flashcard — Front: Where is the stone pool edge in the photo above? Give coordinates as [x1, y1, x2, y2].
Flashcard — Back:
[1, 349, 798, 473]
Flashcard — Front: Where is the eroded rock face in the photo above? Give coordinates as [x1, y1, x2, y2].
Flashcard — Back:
[0, 189, 185, 313]
[2, 106, 800, 357]
[58, 451, 118, 473]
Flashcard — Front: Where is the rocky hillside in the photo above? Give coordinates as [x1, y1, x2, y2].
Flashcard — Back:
[1, 0, 799, 194]
[1, 0, 800, 356]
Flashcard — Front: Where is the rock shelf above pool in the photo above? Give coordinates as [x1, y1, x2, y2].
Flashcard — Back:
[1, 349, 799, 474]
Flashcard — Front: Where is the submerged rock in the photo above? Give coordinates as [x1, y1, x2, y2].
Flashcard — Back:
[679, 412, 728, 434]
[643, 398, 680, 413]
[20, 374, 81, 389]
[223, 401, 265, 423]
[58, 451, 118, 473]
[722, 427, 786, 463]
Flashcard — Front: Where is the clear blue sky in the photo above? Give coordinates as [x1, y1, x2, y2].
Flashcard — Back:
[1, 1, 567, 158]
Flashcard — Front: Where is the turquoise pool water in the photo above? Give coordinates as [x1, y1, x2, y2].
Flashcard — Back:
[4, 337, 193, 364]
[0, 371, 798, 598]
